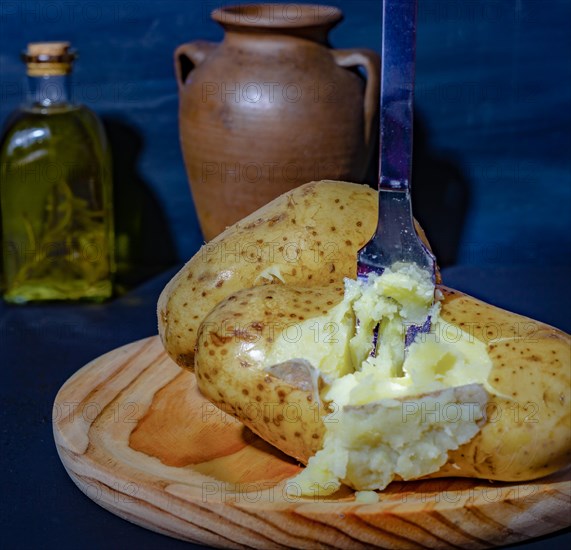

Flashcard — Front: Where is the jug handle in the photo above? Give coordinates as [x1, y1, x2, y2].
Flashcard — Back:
[175, 41, 217, 91]
[331, 49, 380, 148]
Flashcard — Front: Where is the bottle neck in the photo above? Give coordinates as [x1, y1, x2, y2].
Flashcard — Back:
[26, 74, 72, 108]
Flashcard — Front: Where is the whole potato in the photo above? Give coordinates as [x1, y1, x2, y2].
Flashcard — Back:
[195, 283, 570, 484]
[158, 180, 435, 369]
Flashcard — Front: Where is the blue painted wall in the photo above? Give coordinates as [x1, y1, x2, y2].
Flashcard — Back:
[1, 0, 570, 269]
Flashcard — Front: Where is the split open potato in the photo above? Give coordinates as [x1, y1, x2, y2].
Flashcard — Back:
[158, 181, 570, 494]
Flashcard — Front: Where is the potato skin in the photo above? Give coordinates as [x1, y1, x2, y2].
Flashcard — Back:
[158, 180, 435, 369]
[436, 289, 571, 481]
[195, 284, 344, 462]
[195, 284, 571, 482]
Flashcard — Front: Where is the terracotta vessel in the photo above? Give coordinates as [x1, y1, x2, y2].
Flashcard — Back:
[175, 4, 380, 240]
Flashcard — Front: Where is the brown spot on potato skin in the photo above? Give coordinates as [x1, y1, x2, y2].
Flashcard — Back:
[210, 332, 232, 346]
[231, 328, 259, 343]
[176, 353, 194, 368]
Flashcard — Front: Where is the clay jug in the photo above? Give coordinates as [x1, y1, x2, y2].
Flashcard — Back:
[175, 4, 379, 240]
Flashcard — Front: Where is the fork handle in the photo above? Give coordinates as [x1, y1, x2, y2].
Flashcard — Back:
[378, 0, 417, 192]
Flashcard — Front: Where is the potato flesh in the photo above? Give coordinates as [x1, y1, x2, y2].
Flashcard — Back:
[262, 264, 493, 495]
[289, 385, 487, 496]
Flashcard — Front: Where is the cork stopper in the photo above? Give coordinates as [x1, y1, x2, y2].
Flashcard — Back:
[22, 42, 77, 76]
[27, 42, 71, 57]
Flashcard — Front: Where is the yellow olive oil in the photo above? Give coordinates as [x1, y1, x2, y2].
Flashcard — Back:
[0, 43, 114, 303]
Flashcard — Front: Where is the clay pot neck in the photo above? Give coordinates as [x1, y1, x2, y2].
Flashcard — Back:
[212, 4, 343, 45]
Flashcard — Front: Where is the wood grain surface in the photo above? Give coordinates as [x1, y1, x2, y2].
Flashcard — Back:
[53, 336, 571, 549]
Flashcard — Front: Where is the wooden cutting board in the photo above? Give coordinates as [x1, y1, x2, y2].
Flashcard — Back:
[53, 336, 570, 549]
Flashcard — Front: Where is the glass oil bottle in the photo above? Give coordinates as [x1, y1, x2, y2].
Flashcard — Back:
[0, 42, 114, 303]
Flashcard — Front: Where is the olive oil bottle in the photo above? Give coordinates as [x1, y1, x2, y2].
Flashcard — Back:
[0, 42, 114, 303]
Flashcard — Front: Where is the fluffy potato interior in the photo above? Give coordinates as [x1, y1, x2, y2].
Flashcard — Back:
[289, 385, 487, 497]
[262, 264, 493, 495]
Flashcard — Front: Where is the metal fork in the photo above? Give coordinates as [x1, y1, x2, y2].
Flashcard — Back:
[357, 0, 436, 351]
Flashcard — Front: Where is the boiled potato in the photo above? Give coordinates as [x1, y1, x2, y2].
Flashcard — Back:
[158, 180, 436, 369]
[194, 270, 570, 493]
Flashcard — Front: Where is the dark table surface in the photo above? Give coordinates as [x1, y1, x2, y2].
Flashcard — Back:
[1, 265, 570, 549]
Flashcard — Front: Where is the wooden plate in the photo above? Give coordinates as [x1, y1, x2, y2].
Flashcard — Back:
[53, 336, 570, 549]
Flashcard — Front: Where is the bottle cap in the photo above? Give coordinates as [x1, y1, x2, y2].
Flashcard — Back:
[22, 42, 77, 76]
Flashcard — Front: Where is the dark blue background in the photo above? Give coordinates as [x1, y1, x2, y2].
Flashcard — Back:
[1, 0, 570, 269]
[1, 3, 571, 547]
